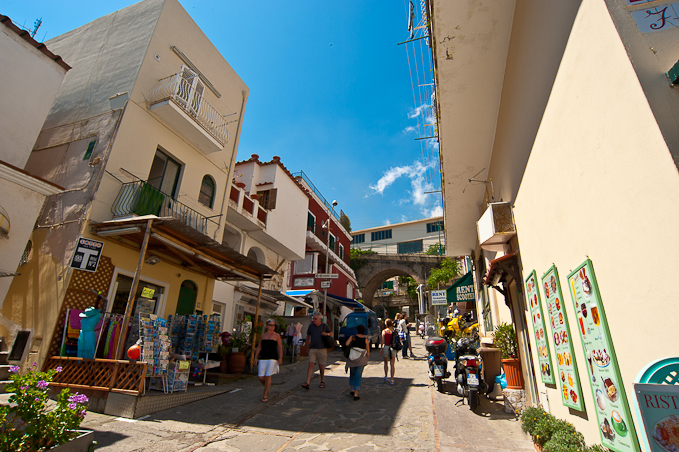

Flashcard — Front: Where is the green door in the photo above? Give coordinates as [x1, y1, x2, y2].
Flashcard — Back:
[176, 281, 197, 315]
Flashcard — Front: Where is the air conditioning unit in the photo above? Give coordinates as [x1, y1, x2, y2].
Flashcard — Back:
[477, 202, 516, 251]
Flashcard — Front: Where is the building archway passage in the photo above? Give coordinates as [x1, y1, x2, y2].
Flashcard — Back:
[353, 254, 444, 308]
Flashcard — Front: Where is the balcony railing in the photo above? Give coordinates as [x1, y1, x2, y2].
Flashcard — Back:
[148, 73, 230, 145]
[112, 180, 218, 236]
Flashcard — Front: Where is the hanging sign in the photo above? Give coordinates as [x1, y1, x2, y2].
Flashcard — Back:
[525, 270, 555, 385]
[541, 266, 583, 409]
[69, 237, 104, 272]
[568, 258, 640, 452]
[634, 383, 679, 452]
[431, 290, 447, 306]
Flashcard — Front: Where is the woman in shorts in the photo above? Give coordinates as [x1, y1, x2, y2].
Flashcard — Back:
[254, 319, 283, 403]
[381, 319, 396, 385]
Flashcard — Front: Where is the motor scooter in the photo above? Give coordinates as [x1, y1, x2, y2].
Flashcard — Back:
[418, 322, 425, 339]
[444, 313, 479, 338]
[454, 337, 487, 410]
[425, 337, 451, 392]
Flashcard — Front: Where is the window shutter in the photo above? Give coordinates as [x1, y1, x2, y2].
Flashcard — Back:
[268, 189, 277, 209]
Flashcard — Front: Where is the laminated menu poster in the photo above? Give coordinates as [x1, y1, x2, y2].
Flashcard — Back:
[568, 258, 640, 452]
[525, 270, 555, 385]
[541, 265, 584, 410]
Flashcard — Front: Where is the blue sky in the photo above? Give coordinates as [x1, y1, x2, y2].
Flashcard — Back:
[3, 0, 441, 231]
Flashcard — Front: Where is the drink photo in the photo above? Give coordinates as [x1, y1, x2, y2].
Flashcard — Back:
[611, 410, 628, 436]
[578, 312, 586, 336]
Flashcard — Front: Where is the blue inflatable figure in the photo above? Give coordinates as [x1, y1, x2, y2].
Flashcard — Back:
[78, 307, 101, 359]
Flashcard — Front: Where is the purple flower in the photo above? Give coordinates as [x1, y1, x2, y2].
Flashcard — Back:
[20, 386, 28, 391]
[35, 398, 39, 402]
[32, 362, 37, 367]
[56, 366, 63, 373]
[36, 380, 48, 390]
[80, 410, 87, 417]
[9, 366, 20, 373]
[68, 393, 89, 404]
[68, 403, 77, 410]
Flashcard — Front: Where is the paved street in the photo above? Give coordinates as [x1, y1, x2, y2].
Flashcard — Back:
[82, 337, 534, 451]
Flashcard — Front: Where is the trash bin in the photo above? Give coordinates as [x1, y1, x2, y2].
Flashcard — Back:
[479, 346, 502, 386]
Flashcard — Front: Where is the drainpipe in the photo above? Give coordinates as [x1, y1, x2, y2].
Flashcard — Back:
[248, 276, 264, 373]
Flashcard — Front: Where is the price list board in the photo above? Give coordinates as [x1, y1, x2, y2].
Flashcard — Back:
[568, 258, 640, 452]
[541, 266, 584, 410]
[525, 270, 555, 385]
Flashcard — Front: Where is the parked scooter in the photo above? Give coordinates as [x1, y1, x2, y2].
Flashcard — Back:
[418, 322, 425, 339]
[454, 337, 487, 410]
[444, 313, 479, 338]
[425, 337, 451, 392]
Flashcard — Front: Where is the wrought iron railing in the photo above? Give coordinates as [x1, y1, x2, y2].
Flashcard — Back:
[112, 180, 218, 236]
[147, 73, 230, 145]
[292, 170, 341, 221]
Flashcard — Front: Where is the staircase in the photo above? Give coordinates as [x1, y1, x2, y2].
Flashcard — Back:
[0, 338, 10, 393]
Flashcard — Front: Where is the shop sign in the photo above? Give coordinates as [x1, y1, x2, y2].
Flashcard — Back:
[634, 383, 679, 452]
[293, 277, 314, 287]
[541, 266, 583, 409]
[141, 287, 155, 299]
[431, 290, 447, 306]
[525, 270, 555, 385]
[69, 237, 104, 272]
[568, 258, 640, 452]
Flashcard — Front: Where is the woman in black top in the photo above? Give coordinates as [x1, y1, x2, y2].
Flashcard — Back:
[345, 324, 370, 400]
[254, 320, 283, 403]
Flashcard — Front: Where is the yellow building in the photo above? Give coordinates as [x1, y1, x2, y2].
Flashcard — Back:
[1, 0, 274, 370]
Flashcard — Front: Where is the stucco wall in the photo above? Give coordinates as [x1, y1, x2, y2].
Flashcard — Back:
[0, 21, 68, 168]
[512, 0, 679, 443]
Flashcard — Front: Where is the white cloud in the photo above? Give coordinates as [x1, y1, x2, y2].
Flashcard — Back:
[383, 219, 391, 226]
[408, 104, 428, 120]
[425, 205, 443, 217]
[368, 165, 412, 195]
[369, 160, 440, 215]
[400, 214, 408, 222]
[403, 126, 416, 134]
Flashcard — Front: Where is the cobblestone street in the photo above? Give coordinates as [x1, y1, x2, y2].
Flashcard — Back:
[81, 337, 534, 451]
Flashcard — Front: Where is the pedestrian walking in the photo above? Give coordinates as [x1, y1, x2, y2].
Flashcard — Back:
[302, 314, 332, 389]
[344, 324, 369, 401]
[398, 313, 415, 358]
[382, 318, 396, 385]
[253, 319, 283, 403]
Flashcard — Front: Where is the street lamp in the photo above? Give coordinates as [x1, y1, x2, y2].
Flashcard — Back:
[322, 200, 338, 318]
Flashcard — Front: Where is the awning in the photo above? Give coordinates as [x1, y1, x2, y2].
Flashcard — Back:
[446, 271, 475, 305]
[286, 289, 314, 297]
[326, 293, 365, 311]
[91, 216, 276, 282]
[483, 251, 520, 286]
[262, 289, 312, 309]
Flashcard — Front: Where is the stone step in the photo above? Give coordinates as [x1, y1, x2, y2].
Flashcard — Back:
[0, 380, 11, 394]
[0, 364, 11, 381]
[0, 351, 8, 365]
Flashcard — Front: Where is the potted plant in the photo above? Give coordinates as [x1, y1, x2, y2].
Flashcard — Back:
[217, 345, 229, 374]
[494, 322, 524, 389]
[1, 363, 93, 451]
[226, 331, 249, 374]
[519, 406, 609, 452]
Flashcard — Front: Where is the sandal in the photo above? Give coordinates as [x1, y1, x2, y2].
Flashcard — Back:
[319, 382, 325, 388]
[354, 396, 361, 401]
[302, 383, 310, 390]
[262, 397, 268, 403]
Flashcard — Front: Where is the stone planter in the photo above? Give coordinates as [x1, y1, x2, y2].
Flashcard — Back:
[501, 358, 524, 389]
[49, 430, 94, 452]
[235, 182, 246, 189]
[250, 194, 260, 201]
[227, 352, 246, 374]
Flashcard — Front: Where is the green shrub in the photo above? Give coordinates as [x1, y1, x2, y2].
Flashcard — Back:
[542, 420, 585, 452]
[520, 406, 610, 452]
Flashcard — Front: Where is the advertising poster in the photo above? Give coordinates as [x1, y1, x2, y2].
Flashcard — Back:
[634, 383, 679, 452]
[541, 266, 584, 410]
[568, 258, 640, 452]
[525, 270, 555, 385]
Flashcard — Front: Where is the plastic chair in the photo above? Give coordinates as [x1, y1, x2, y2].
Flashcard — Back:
[633, 357, 679, 452]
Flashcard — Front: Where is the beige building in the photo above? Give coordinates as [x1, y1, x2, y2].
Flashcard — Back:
[0, 15, 68, 362]
[350, 216, 444, 255]
[1, 0, 275, 369]
[429, 0, 679, 449]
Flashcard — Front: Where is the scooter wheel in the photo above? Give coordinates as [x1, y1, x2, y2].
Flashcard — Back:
[469, 390, 478, 410]
[436, 378, 444, 393]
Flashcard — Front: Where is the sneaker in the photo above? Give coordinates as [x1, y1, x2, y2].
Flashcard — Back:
[410, 354, 416, 358]
[383, 377, 389, 383]
[390, 380, 395, 385]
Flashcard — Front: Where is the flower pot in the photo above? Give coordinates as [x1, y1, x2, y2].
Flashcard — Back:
[220, 359, 228, 374]
[533, 442, 543, 452]
[501, 358, 524, 389]
[235, 182, 246, 189]
[250, 194, 260, 201]
[227, 352, 246, 374]
[48, 430, 94, 452]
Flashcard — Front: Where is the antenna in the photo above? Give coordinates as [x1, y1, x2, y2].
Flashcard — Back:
[30, 18, 42, 39]
[462, 168, 488, 193]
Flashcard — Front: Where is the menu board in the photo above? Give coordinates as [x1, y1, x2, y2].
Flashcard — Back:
[568, 259, 640, 452]
[525, 270, 555, 384]
[635, 383, 679, 452]
[541, 266, 584, 410]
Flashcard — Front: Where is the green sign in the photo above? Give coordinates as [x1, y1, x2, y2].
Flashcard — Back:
[542, 266, 583, 410]
[525, 270, 555, 385]
[447, 272, 475, 304]
[568, 258, 640, 452]
[634, 383, 679, 452]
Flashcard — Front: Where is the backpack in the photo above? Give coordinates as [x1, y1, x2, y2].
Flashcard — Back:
[390, 329, 403, 351]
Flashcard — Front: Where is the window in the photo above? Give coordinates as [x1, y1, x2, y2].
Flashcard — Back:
[427, 221, 444, 233]
[352, 234, 365, 244]
[379, 281, 394, 290]
[338, 244, 344, 260]
[398, 240, 423, 254]
[307, 212, 316, 232]
[329, 233, 336, 253]
[294, 253, 316, 274]
[256, 189, 278, 210]
[198, 175, 215, 208]
[371, 229, 392, 241]
[148, 149, 181, 198]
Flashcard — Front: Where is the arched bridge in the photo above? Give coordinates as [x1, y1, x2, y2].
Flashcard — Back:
[353, 254, 445, 308]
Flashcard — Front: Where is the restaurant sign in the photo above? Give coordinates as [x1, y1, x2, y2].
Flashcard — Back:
[525, 270, 555, 385]
[568, 258, 640, 452]
[635, 383, 679, 452]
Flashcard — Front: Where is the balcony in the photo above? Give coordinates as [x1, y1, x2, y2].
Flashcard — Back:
[147, 73, 230, 155]
[227, 184, 267, 232]
[112, 180, 219, 237]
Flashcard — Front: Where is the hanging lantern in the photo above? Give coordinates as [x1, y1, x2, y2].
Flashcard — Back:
[0, 205, 9, 238]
